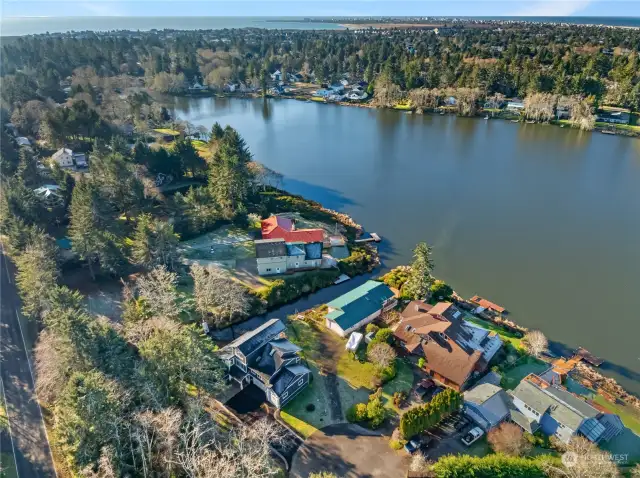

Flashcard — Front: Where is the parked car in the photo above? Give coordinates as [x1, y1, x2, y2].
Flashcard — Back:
[404, 435, 433, 454]
[461, 427, 484, 446]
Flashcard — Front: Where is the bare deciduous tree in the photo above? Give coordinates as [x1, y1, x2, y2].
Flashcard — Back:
[524, 330, 548, 358]
[367, 342, 397, 369]
[524, 93, 557, 122]
[136, 266, 181, 320]
[34, 329, 74, 404]
[190, 265, 251, 327]
[543, 436, 620, 478]
[487, 422, 532, 456]
[409, 454, 432, 474]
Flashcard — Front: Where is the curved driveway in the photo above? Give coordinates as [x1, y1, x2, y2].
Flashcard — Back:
[290, 423, 409, 478]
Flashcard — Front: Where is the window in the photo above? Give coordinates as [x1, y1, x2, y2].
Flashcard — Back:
[282, 391, 289, 399]
[266, 268, 272, 272]
[295, 262, 299, 267]
[298, 378, 304, 386]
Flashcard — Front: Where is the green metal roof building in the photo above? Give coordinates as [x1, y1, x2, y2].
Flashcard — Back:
[325, 280, 396, 337]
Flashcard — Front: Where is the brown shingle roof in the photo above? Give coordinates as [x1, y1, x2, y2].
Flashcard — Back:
[421, 337, 482, 387]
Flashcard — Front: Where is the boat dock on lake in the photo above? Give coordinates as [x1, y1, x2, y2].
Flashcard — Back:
[354, 233, 381, 244]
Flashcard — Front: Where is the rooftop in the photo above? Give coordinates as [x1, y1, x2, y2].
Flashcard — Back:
[325, 280, 395, 331]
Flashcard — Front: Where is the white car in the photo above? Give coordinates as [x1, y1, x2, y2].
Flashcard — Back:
[461, 426, 484, 446]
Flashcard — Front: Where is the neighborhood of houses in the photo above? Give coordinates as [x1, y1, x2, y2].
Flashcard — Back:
[215, 268, 631, 476]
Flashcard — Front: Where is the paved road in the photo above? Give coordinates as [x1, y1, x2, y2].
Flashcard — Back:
[0, 249, 57, 477]
[290, 423, 409, 478]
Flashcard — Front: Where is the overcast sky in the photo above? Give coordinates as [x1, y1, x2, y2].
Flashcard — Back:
[2, 0, 639, 18]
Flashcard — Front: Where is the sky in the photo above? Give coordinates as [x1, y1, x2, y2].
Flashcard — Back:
[2, 0, 639, 18]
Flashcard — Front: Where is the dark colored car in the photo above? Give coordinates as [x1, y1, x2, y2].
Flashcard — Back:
[404, 435, 433, 454]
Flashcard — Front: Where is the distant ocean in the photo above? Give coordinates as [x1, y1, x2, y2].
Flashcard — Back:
[1, 16, 639, 37]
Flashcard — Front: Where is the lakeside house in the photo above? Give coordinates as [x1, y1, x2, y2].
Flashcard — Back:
[324, 280, 397, 337]
[270, 70, 282, 82]
[393, 301, 503, 391]
[509, 373, 624, 444]
[256, 216, 324, 275]
[596, 109, 631, 125]
[51, 148, 87, 168]
[219, 318, 311, 409]
[464, 383, 514, 431]
[506, 99, 525, 112]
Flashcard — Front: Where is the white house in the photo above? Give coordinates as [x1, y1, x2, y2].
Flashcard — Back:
[16, 137, 31, 146]
[51, 148, 87, 168]
[270, 70, 282, 82]
[51, 148, 75, 168]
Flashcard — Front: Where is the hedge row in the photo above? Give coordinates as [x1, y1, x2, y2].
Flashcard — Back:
[431, 454, 558, 478]
[253, 269, 341, 308]
[399, 388, 462, 439]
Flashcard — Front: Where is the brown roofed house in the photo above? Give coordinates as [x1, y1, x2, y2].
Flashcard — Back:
[394, 301, 503, 391]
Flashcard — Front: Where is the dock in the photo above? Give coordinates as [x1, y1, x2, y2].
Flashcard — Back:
[469, 295, 507, 314]
[576, 347, 604, 367]
[354, 233, 381, 244]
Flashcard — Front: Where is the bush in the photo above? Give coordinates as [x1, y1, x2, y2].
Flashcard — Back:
[254, 269, 340, 308]
[347, 402, 369, 423]
[431, 454, 557, 478]
[418, 357, 426, 369]
[338, 246, 376, 276]
[378, 362, 397, 383]
[429, 280, 453, 300]
[400, 388, 462, 439]
[367, 397, 386, 429]
[365, 323, 380, 335]
[389, 439, 404, 450]
[393, 391, 407, 407]
[381, 267, 410, 289]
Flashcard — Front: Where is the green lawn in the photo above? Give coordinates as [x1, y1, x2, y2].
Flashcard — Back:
[500, 357, 549, 390]
[0, 453, 18, 478]
[337, 351, 378, 390]
[281, 366, 332, 438]
[153, 128, 181, 136]
[595, 122, 640, 132]
[464, 315, 525, 350]
[592, 395, 640, 436]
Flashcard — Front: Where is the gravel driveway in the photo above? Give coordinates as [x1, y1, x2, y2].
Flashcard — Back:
[290, 423, 409, 478]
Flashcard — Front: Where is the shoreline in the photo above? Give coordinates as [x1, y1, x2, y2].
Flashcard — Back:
[185, 90, 639, 138]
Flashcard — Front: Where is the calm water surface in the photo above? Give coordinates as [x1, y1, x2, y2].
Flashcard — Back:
[171, 97, 640, 394]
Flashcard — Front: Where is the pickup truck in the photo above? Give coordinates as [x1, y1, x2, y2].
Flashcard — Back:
[461, 427, 484, 446]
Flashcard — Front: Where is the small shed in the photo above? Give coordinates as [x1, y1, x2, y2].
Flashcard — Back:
[346, 332, 364, 352]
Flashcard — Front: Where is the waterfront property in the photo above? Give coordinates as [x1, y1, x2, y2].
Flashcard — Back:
[324, 280, 396, 337]
[596, 108, 631, 125]
[256, 215, 324, 276]
[220, 318, 311, 409]
[506, 99, 525, 112]
[509, 373, 624, 444]
[393, 301, 503, 391]
[463, 383, 514, 431]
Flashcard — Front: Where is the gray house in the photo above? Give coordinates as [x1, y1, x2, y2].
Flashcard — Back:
[510, 375, 623, 444]
[464, 383, 513, 431]
[220, 319, 311, 408]
[255, 238, 323, 276]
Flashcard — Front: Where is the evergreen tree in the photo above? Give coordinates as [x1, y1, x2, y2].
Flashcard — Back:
[403, 242, 435, 300]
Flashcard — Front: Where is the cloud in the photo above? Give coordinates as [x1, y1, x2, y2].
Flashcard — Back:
[79, 2, 124, 16]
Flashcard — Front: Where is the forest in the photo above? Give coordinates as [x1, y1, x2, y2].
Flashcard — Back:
[1, 22, 640, 111]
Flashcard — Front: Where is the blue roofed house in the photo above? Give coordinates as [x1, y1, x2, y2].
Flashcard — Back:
[324, 281, 397, 337]
[509, 374, 624, 444]
[220, 319, 311, 408]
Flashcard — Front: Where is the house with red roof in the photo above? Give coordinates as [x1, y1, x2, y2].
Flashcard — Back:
[261, 216, 325, 243]
[256, 216, 325, 276]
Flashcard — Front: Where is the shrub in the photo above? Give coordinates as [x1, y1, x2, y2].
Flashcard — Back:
[375, 328, 393, 344]
[393, 391, 407, 407]
[338, 246, 376, 276]
[399, 388, 462, 439]
[418, 357, 426, 369]
[378, 362, 397, 383]
[389, 439, 404, 450]
[367, 397, 386, 429]
[429, 280, 453, 300]
[381, 267, 410, 289]
[365, 323, 380, 335]
[347, 403, 369, 423]
[254, 269, 340, 308]
[431, 454, 557, 478]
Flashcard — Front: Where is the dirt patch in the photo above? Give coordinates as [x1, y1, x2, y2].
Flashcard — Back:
[324, 374, 343, 421]
[60, 268, 125, 321]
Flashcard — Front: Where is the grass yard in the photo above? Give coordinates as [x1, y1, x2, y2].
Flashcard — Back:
[0, 453, 18, 478]
[178, 226, 255, 261]
[592, 395, 640, 436]
[500, 357, 549, 390]
[153, 128, 181, 136]
[464, 315, 525, 350]
[281, 366, 333, 438]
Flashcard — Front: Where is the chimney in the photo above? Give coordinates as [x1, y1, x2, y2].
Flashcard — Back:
[415, 304, 420, 312]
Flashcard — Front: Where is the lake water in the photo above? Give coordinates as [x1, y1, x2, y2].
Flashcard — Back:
[171, 96, 640, 395]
